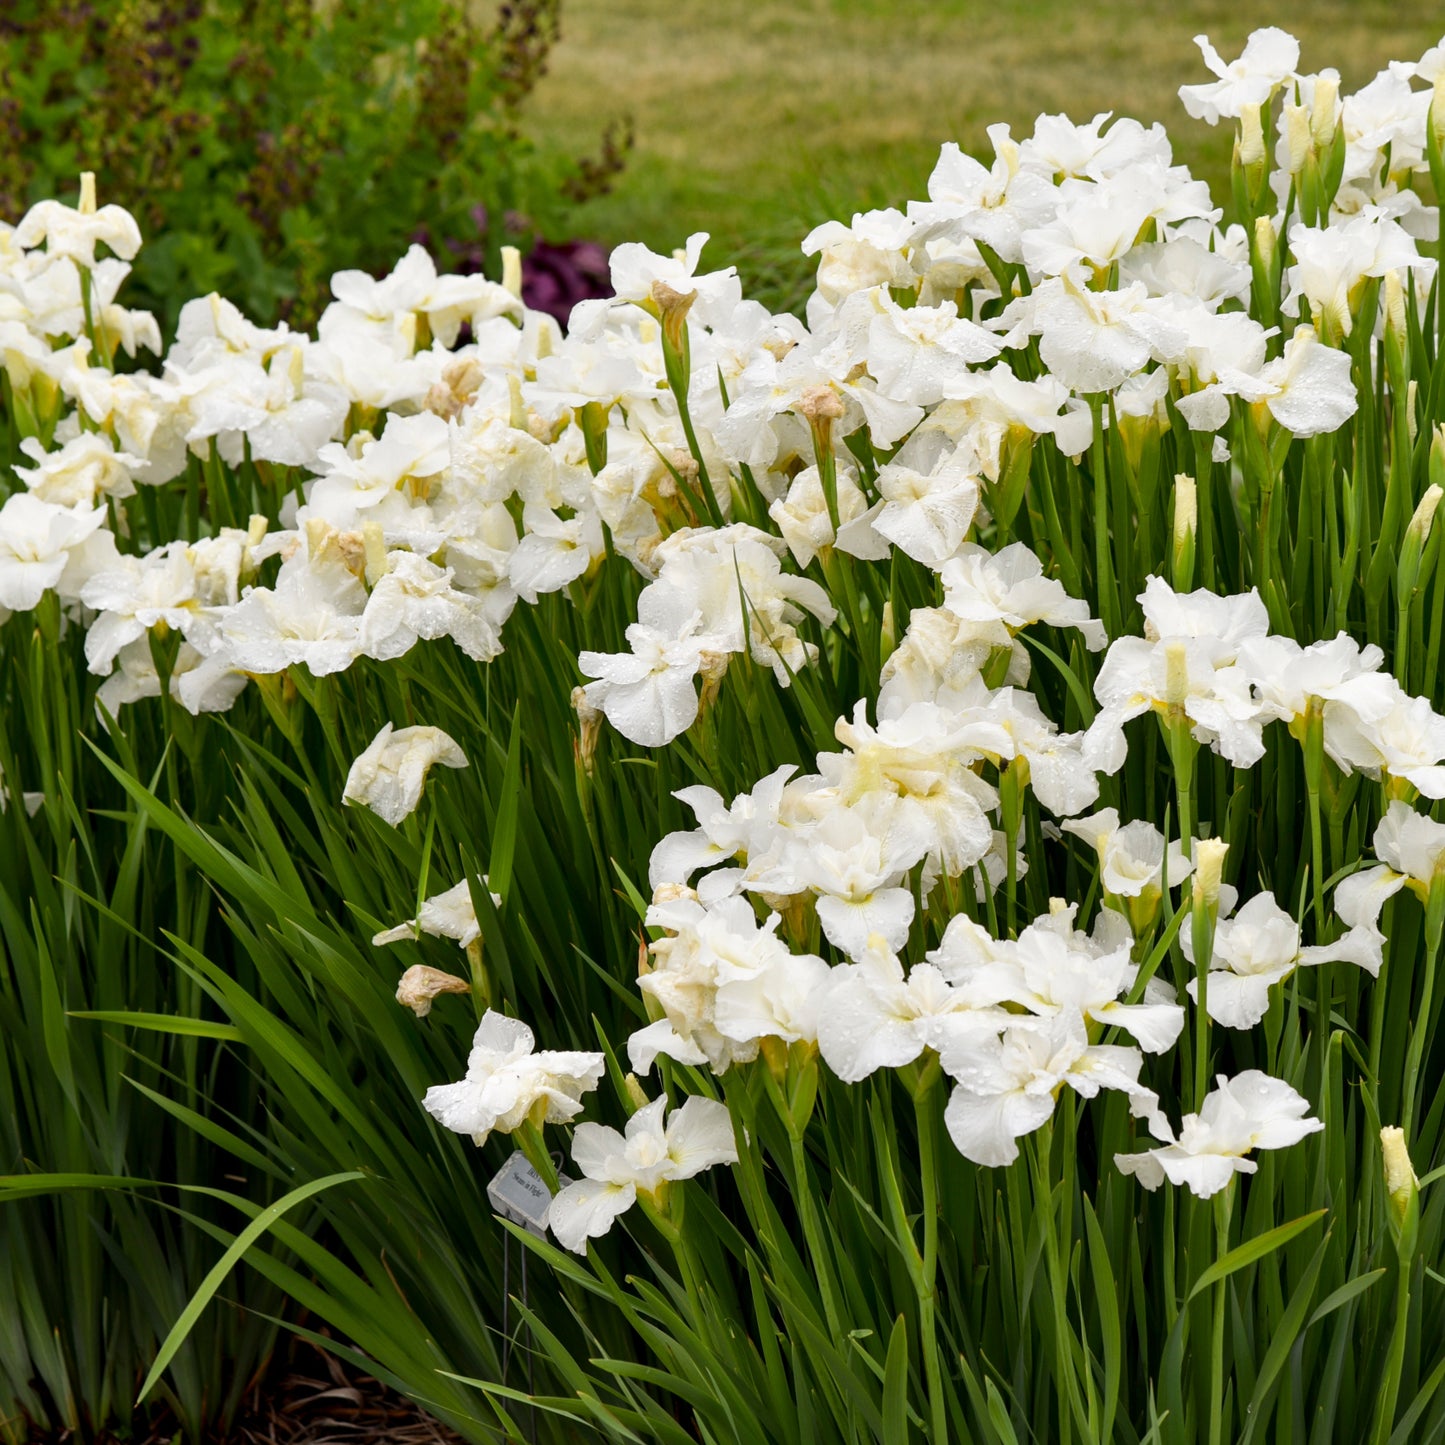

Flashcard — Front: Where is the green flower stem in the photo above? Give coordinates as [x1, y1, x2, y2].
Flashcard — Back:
[1303, 711, 1332, 1095]
[1192, 937, 1212, 1109]
[1208, 1187, 1233, 1445]
[660, 321, 722, 527]
[1402, 881, 1445, 1136]
[1106, 397, 1136, 623]
[515, 1121, 559, 1194]
[1426, 542, 1445, 700]
[1090, 398, 1119, 638]
[913, 1084, 948, 1442]
[810, 421, 841, 534]
[1370, 1258, 1412, 1445]
[1256, 468, 1282, 627]
[1000, 757, 1025, 939]
[768, 1059, 842, 1341]
[822, 548, 877, 686]
[201, 440, 231, 532]
[1032, 1121, 1086, 1445]
[1190, 430, 1218, 591]
[77, 264, 115, 372]
[642, 1187, 710, 1325]
[1166, 720, 1197, 864]
[1368, 894, 1393, 1103]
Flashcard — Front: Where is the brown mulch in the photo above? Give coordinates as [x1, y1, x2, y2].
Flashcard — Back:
[228, 1345, 467, 1445]
[25, 1339, 470, 1445]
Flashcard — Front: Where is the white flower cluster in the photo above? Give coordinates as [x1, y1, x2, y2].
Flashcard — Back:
[1086, 577, 1445, 794]
[8, 29, 1436, 747]
[602, 537, 1445, 1186]
[11, 27, 1445, 1244]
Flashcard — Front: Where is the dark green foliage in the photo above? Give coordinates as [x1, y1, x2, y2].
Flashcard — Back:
[0, 0, 608, 331]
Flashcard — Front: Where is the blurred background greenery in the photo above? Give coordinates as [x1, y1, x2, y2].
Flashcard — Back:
[526, 0, 1445, 311]
[0, 0, 625, 332]
[6, 1, 1441, 329]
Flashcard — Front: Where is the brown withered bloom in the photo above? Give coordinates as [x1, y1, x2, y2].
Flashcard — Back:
[396, 964, 472, 1019]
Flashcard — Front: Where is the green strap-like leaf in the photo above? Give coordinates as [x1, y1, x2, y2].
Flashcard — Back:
[68, 1010, 245, 1042]
[487, 700, 525, 903]
[1307, 1268, 1387, 1328]
[1187, 1210, 1326, 1302]
[881, 1315, 910, 1445]
[136, 1170, 364, 1405]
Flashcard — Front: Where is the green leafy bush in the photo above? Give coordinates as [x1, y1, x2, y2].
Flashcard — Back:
[0, 0, 603, 333]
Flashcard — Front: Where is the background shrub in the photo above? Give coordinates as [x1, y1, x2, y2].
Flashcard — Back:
[0, 0, 622, 333]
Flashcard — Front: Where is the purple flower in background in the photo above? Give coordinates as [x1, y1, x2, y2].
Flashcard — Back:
[521, 238, 612, 327]
[412, 205, 613, 331]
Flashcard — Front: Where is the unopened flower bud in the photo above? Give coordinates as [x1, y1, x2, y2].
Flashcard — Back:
[1310, 74, 1340, 150]
[1384, 270, 1411, 391]
[304, 516, 337, 564]
[1252, 209, 1277, 258]
[1381, 1125, 1419, 1255]
[1192, 838, 1228, 913]
[78, 171, 96, 215]
[1386, 269, 1407, 340]
[623, 1073, 651, 1114]
[1250, 214, 1281, 314]
[1163, 640, 1190, 708]
[395, 964, 471, 1018]
[1407, 484, 1443, 547]
[1172, 473, 1197, 590]
[1432, 426, 1445, 496]
[879, 597, 897, 664]
[507, 373, 529, 432]
[286, 343, 306, 394]
[1398, 483, 1443, 600]
[501, 245, 523, 300]
[578, 399, 610, 474]
[1239, 102, 1267, 169]
[1383, 1126, 1418, 1202]
[1285, 103, 1311, 175]
[571, 684, 602, 775]
[1188, 837, 1228, 983]
[1434, 72, 1445, 151]
[362, 520, 388, 587]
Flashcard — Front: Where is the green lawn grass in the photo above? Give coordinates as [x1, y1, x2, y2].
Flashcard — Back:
[529, 0, 1445, 308]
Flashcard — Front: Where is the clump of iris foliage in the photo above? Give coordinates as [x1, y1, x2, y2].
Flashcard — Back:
[7, 25, 1445, 1445]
